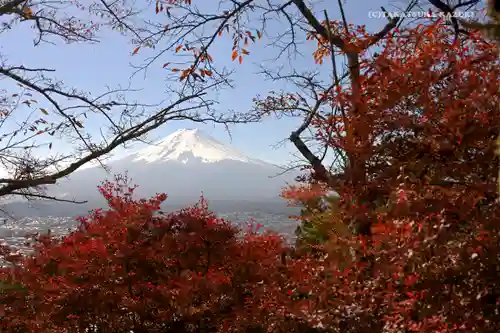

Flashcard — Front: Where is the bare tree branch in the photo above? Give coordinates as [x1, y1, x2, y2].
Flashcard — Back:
[0, 0, 262, 204]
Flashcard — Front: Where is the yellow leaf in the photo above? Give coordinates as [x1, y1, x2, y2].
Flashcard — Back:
[231, 50, 238, 61]
[40, 108, 48, 115]
[175, 45, 183, 53]
[132, 46, 140, 55]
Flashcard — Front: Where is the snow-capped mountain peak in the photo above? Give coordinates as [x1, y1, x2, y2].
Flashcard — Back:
[129, 128, 267, 165]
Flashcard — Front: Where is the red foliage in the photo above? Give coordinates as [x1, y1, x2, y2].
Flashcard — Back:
[275, 20, 500, 333]
[0, 180, 291, 333]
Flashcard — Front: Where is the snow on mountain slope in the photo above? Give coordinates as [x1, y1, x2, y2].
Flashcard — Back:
[16, 128, 299, 210]
[126, 128, 270, 166]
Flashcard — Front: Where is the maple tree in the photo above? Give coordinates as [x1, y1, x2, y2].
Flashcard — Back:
[272, 5, 499, 329]
[0, 177, 294, 332]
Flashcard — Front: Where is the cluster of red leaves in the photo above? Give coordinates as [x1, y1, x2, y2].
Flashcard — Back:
[281, 183, 329, 206]
[280, 21, 500, 333]
[0, 180, 293, 333]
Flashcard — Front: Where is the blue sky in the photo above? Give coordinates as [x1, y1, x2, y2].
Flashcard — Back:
[0, 0, 482, 167]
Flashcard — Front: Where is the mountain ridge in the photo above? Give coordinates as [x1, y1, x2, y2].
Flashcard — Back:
[0, 128, 299, 216]
[56, 128, 297, 201]
[121, 128, 273, 166]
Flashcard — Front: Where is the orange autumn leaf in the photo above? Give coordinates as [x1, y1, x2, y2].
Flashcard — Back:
[256, 30, 261, 39]
[179, 69, 191, 81]
[175, 45, 183, 53]
[204, 70, 213, 76]
[238, 55, 243, 64]
[242, 49, 249, 55]
[132, 46, 140, 55]
[231, 50, 238, 61]
[22, 4, 32, 18]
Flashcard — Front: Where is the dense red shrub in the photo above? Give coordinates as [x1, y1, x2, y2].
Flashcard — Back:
[1, 177, 499, 332]
[0, 180, 293, 333]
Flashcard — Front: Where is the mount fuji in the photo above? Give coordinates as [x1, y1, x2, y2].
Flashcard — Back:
[125, 128, 269, 166]
[22, 128, 298, 216]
